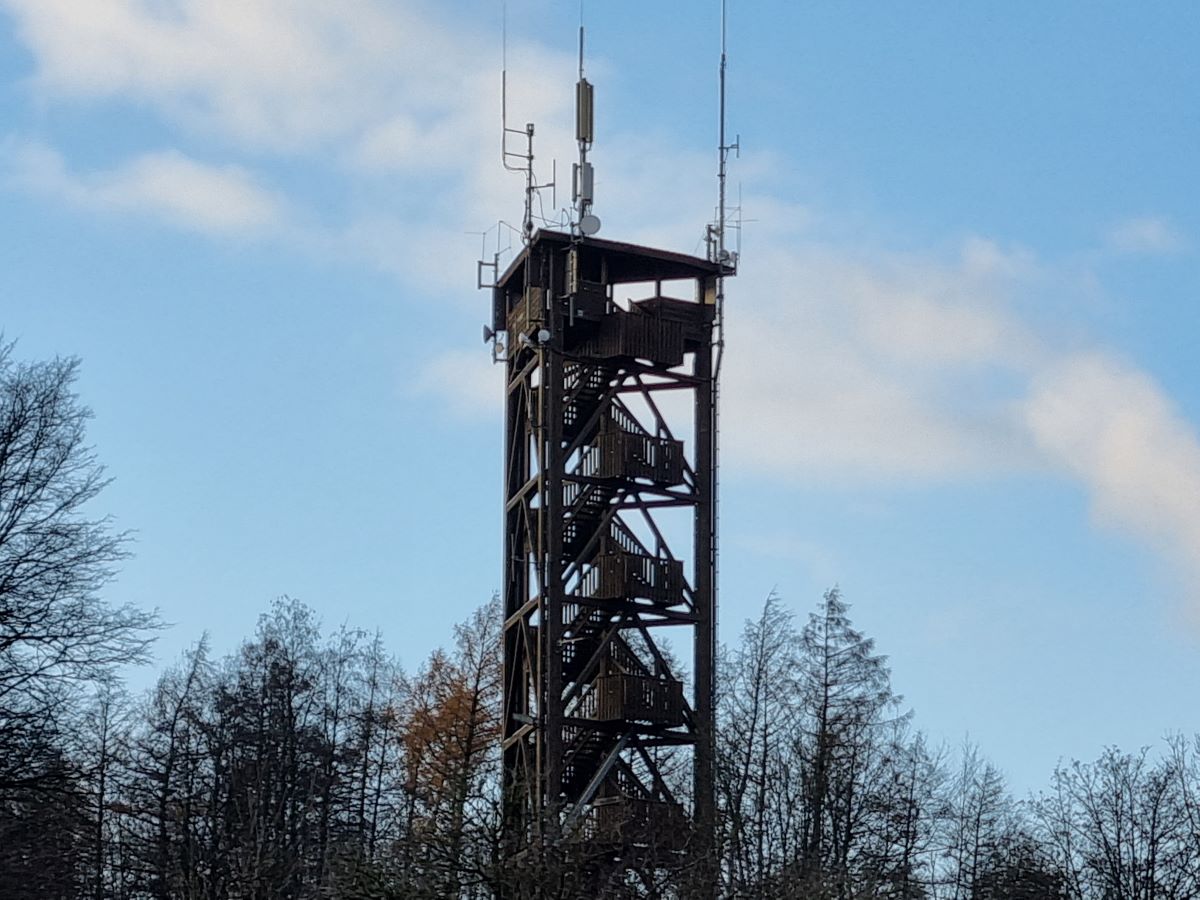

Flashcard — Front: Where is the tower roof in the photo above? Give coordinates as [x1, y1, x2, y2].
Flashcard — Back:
[496, 229, 727, 290]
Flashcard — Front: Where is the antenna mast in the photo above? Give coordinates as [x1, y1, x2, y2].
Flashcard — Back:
[718, 0, 727, 266]
[711, 0, 739, 271]
[501, 1, 555, 242]
[572, 8, 600, 237]
[711, 0, 738, 362]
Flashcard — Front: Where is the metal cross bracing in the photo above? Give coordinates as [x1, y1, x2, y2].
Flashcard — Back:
[495, 229, 728, 894]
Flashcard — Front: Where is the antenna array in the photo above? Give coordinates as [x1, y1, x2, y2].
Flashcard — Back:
[500, 3, 556, 242]
[572, 24, 601, 236]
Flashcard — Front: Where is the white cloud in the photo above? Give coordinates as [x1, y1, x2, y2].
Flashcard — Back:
[2, 0, 588, 288]
[6, 142, 285, 235]
[2, 0, 574, 183]
[1107, 216, 1187, 255]
[719, 228, 1043, 482]
[3, 0, 472, 151]
[415, 349, 502, 419]
[1024, 353, 1200, 596]
[720, 216, 1200, 612]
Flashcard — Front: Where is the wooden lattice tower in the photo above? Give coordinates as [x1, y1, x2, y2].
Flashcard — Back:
[493, 229, 729, 894]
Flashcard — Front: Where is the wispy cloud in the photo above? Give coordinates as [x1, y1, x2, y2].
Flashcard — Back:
[414, 349, 502, 420]
[1107, 215, 1187, 255]
[1, 0, 573, 178]
[720, 226, 1044, 482]
[3, 0, 462, 150]
[6, 142, 285, 235]
[1024, 353, 1200, 604]
[721, 210, 1200, 610]
[1, 0, 583, 277]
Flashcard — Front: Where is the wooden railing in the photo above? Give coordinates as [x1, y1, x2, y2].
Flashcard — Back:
[580, 311, 685, 367]
[581, 551, 683, 606]
[593, 429, 684, 485]
[582, 673, 684, 726]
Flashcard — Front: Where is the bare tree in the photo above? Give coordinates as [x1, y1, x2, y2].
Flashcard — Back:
[712, 589, 928, 900]
[76, 683, 134, 900]
[937, 741, 1013, 899]
[115, 639, 214, 900]
[1167, 733, 1200, 884]
[0, 344, 157, 788]
[1034, 746, 1199, 899]
[715, 591, 799, 896]
[970, 832, 1070, 900]
[790, 588, 905, 894]
[0, 344, 157, 899]
[855, 726, 945, 897]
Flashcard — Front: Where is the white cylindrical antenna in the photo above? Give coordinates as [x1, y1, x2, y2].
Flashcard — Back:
[576, 77, 594, 144]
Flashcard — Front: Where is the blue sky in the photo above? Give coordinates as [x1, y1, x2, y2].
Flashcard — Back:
[2, 0, 1198, 798]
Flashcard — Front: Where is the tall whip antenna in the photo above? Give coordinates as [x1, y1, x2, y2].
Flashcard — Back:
[500, 0, 556, 242]
[711, 0, 738, 365]
[718, 0, 728, 269]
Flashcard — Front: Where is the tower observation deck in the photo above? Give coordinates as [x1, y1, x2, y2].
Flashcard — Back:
[494, 228, 731, 895]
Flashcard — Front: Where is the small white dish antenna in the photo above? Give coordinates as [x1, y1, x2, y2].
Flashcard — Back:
[579, 214, 601, 236]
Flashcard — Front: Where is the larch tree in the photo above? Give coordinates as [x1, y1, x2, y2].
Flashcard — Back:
[791, 588, 906, 894]
[715, 591, 799, 895]
[401, 597, 501, 898]
[939, 742, 1013, 899]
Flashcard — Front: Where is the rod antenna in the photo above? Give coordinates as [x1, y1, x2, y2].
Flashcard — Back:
[710, 0, 739, 272]
[499, 1, 558, 241]
[718, 0, 727, 265]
